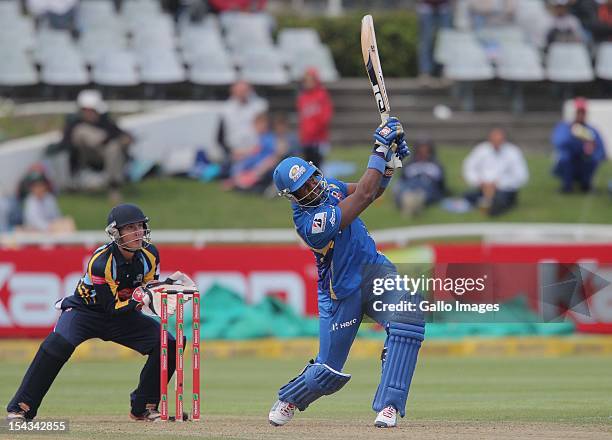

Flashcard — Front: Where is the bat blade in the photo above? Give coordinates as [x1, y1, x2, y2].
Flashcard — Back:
[361, 14, 391, 121]
[361, 14, 402, 168]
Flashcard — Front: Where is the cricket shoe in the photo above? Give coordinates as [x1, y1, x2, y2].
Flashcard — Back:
[6, 411, 27, 421]
[268, 400, 296, 426]
[130, 404, 161, 422]
[374, 405, 397, 428]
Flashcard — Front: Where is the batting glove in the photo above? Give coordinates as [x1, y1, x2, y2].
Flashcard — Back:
[373, 117, 404, 161]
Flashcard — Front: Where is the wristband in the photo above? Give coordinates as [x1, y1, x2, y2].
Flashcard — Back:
[380, 175, 392, 189]
[367, 154, 387, 174]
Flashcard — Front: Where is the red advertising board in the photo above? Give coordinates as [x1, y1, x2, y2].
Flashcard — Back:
[0, 245, 318, 338]
[1, 243, 611, 337]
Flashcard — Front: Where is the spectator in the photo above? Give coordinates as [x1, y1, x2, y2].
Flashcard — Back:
[393, 137, 446, 217]
[226, 113, 298, 194]
[218, 81, 269, 177]
[207, 0, 267, 13]
[589, 0, 612, 42]
[22, 173, 75, 233]
[416, 0, 452, 86]
[570, 0, 598, 43]
[26, 0, 77, 31]
[545, 0, 584, 49]
[225, 112, 277, 191]
[551, 97, 606, 193]
[467, 0, 516, 30]
[463, 128, 529, 216]
[297, 67, 333, 169]
[62, 90, 133, 202]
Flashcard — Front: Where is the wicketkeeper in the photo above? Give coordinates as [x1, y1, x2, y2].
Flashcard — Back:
[268, 117, 424, 428]
[6, 203, 192, 422]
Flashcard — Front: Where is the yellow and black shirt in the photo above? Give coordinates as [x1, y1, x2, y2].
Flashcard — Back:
[64, 242, 160, 316]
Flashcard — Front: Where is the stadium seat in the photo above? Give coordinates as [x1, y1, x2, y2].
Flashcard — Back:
[0, 16, 35, 51]
[79, 31, 128, 65]
[0, 0, 21, 17]
[219, 11, 272, 34]
[93, 50, 139, 87]
[434, 30, 480, 65]
[546, 42, 594, 83]
[287, 46, 339, 82]
[179, 27, 226, 64]
[188, 50, 237, 86]
[40, 48, 88, 86]
[515, 0, 553, 48]
[477, 26, 526, 46]
[278, 28, 321, 51]
[34, 30, 76, 64]
[595, 42, 612, 80]
[497, 42, 544, 82]
[0, 49, 37, 86]
[239, 48, 289, 86]
[443, 41, 494, 81]
[122, 0, 162, 18]
[77, 0, 116, 30]
[138, 49, 185, 84]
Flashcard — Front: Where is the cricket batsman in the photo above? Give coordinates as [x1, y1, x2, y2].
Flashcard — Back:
[6, 204, 190, 422]
[268, 117, 424, 428]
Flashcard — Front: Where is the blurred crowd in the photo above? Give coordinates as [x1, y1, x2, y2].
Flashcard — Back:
[396, 96, 606, 218]
[417, 0, 612, 85]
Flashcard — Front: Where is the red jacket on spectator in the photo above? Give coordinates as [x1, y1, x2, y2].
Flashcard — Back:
[208, 0, 266, 12]
[297, 68, 333, 146]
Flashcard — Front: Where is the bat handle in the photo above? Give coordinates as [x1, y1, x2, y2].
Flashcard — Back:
[380, 113, 403, 169]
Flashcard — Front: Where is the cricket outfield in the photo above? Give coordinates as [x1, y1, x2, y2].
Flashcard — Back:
[1, 354, 610, 439]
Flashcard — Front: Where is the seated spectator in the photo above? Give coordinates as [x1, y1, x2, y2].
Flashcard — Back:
[62, 90, 133, 202]
[218, 81, 269, 177]
[297, 67, 333, 169]
[551, 97, 606, 193]
[468, 0, 517, 30]
[227, 112, 298, 194]
[393, 137, 446, 217]
[27, 0, 77, 31]
[417, 0, 453, 85]
[463, 128, 529, 216]
[22, 174, 75, 233]
[545, 0, 584, 49]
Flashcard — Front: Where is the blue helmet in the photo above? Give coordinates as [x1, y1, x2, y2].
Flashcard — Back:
[273, 157, 328, 207]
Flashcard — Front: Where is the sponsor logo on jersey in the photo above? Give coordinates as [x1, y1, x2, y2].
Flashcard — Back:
[329, 208, 336, 226]
[311, 211, 327, 234]
[289, 164, 307, 182]
[91, 275, 106, 285]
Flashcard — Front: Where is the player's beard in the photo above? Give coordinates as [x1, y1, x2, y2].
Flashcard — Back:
[296, 176, 329, 207]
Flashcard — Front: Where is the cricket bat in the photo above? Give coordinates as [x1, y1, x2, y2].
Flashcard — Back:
[361, 14, 402, 168]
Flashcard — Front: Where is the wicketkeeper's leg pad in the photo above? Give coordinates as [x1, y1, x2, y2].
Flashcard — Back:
[372, 321, 425, 417]
[278, 361, 351, 411]
[7, 332, 75, 420]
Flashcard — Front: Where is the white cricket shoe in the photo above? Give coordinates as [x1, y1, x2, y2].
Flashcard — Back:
[374, 405, 397, 428]
[268, 400, 296, 426]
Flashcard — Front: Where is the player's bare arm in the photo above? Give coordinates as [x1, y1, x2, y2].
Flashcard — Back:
[337, 117, 409, 228]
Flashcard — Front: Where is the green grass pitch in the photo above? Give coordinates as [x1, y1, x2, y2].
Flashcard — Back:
[1, 355, 610, 439]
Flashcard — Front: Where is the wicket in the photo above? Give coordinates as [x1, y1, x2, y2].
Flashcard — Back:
[160, 289, 201, 422]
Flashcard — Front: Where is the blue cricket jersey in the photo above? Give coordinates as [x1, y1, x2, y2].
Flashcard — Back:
[292, 178, 389, 300]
